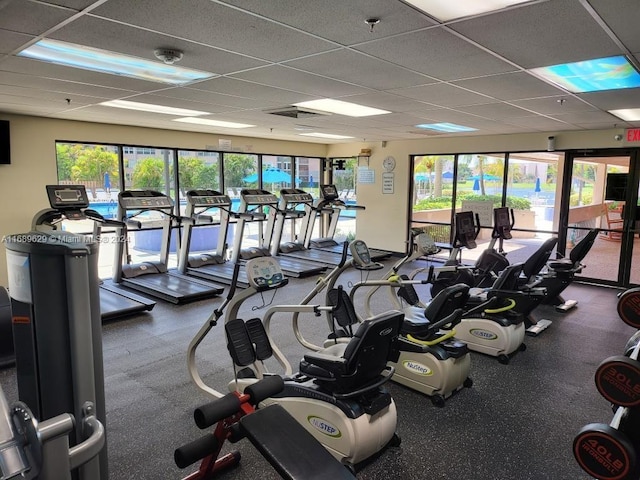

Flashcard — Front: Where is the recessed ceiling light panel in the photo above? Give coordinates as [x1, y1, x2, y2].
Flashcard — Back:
[531, 56, 640, 93]
[294, 99, 390, 117]
[100, 100, 209, 116]
[416, 122, 477, 132]
[404, 0, 532, 21]
[299, 132, 355, 139]
[18, 39, 215, 85]
[174, 117, 255, 128]
[608, 108, 640, 122]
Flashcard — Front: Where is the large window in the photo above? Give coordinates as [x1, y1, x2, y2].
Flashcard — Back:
[411, 151, 563, 267]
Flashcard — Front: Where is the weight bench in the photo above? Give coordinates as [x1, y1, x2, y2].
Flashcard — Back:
[239, 403, 355, 480]
[175, 376, 355, 480]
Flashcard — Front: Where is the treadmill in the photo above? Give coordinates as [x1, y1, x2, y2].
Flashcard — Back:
[34, 185, 156, 320]
[304, 184, 392, 261]
[230, 189, 327, 278]
[108, 189, 224, 304]
[177, 189, 250, 288]
[268, 188, 348, 266]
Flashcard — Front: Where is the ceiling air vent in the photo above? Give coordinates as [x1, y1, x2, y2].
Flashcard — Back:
[265, 107, 330, 119]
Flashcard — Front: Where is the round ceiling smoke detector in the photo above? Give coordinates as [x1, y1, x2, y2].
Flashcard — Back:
[154, 48, 184, 65]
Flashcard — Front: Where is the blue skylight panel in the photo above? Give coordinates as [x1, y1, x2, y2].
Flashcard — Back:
[531, 56, 640, 93]
[18, 39, 215, 85]
[416, 123, 477, 132]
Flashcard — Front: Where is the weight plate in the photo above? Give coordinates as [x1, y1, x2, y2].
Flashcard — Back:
[617, 288, 640, 329]
[595, 356, 640, 408]
[574, 424, 635, 480]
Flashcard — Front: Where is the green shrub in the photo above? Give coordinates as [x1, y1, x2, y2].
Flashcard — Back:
[414, 193, 530, 211]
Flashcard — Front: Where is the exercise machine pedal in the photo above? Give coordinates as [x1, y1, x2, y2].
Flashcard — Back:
[555, 299, 578, 312]
[526, 319, 552, 336]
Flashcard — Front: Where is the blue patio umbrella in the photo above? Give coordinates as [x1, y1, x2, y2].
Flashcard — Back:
[473, 178, 480, 191]
[470, 174, 500, 181]
[535, 177, 541, 193]
[104, 171, 111, 190]
[442, 171, 454, 179]
[242, 167, 292, 184]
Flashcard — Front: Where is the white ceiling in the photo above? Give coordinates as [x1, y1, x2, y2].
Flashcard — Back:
[0, 0, 639, 144]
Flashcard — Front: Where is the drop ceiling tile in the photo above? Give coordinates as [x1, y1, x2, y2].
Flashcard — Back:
[510, 96, 598, 115]
[0, 29, 35, 55]
[37, 0, 100, 10]
[355, 28, 517, 81]
[0, 57, 171, 93]
[550, 110, 622, 125]
[118, 93, 233, 114]
[589, 0, 640, 52]
[91, 0, 337, 61]
[453, 72, 565, 101]
[389, 83, 494, 107]
[50, 16, 266, 75]
[217, 0, 437, 46]
[451, 0, 622, 68]
[284, 49, 432, 90]
[230, 65, 371, 98]
[408, 108, 487, 125]
[457, 102, 537, 119]
[0, 71, 138, 99]
[189, 77, 316, 105]
[338, 92, 440, 113]
[152, 86, 280, 110]
[0, 84, 108, 106]
[0, 2, 75, 35]
[577, 88, 640, 110]
[504, 115, 573, 130]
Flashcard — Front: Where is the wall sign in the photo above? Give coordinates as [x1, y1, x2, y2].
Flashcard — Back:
[382, 172, 394, 194]
[357, 166, 375, 184]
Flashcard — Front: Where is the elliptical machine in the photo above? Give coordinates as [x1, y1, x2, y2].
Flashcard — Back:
[431, 208, 513, 296]
[187, 256, 403, 470]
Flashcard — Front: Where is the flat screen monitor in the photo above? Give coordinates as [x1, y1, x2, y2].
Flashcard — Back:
[495, 207, 510, 228]
[605, 173, 628, 201]
[0, 120, 10, 165]
[456, 211, 475, 235]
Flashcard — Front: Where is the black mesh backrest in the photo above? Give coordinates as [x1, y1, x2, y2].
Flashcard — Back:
[327, 286, 359, 329]
[397, 274, 420, 306]
[225, 319, 256, 367]
[523, 237, 558, 279]
[569, 229, 598, 265]
[341, 311, 403, 384]
[491, 263, 525, 291]
[245, 318, 273, 361]
[424, 283, 470, 322]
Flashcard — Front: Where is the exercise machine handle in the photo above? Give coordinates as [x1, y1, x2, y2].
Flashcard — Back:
[68, 410, 106, 470]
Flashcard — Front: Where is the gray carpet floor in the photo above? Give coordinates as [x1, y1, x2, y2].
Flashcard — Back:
[0, 259, 634, 480]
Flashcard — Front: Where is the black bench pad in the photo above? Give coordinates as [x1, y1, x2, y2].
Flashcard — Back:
[239, 404, 355, 480]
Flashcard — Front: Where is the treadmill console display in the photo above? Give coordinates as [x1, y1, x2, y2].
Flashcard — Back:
[245, 257, 285, 288]
[46, 185, 89, 210]
[242, 190, 278, 205]
[120, 196, 173, 209]
[189, 192, 231, 207]
[349, 239, 371, 266]
[320, 184, 339, 201]
[282, 189, 313, 203]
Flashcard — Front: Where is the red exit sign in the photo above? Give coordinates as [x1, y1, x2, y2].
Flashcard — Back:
[626, 128, 640, 142]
